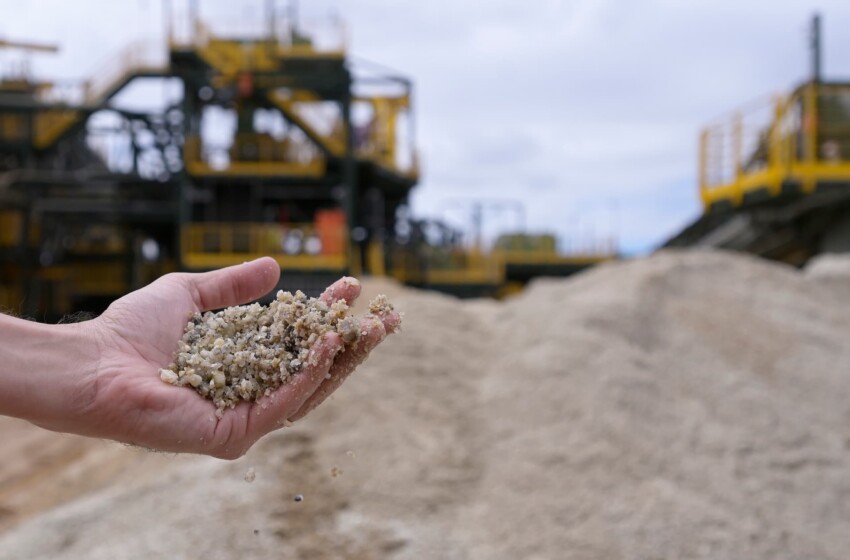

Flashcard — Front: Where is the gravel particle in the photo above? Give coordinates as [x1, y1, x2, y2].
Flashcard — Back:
[368, 294, 394, 315]
[159, 369, 178, 384]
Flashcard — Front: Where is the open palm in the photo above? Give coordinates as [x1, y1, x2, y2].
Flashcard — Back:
[77, 258, 397, 458]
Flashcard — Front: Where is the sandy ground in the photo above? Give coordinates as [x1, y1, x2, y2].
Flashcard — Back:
[2, 250, 850, 559]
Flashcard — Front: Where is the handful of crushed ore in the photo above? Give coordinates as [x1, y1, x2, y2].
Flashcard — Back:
[159, 288, 396, 415]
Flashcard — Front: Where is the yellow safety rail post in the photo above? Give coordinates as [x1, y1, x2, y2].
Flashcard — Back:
[785, 95, 798, 191]
[733, 111, 743, 182]
[698, 128, 709, 206]
[366, 239, 386, 276]
[802, 81, 818, 193]
[768, 94, 785, 196]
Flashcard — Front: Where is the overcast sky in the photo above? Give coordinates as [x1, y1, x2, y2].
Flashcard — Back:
[4, 0, 850, 254]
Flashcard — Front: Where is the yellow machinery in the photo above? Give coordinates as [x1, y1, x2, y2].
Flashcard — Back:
[667, 14, 850, 264]
[0, 4, 418, 317]
[0, 3, 610, 318]
[698, 81, 850, 211]
[493, 233, 611, 296]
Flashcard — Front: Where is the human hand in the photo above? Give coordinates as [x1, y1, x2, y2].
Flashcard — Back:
[40, 258, 399, 458]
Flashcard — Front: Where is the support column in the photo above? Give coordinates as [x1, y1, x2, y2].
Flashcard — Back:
[342, 94, 358, 230]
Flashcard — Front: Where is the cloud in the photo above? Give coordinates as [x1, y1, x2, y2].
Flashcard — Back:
[5, 0, 850, 254]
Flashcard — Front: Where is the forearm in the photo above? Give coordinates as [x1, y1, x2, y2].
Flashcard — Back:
[0, 313, 100, 428]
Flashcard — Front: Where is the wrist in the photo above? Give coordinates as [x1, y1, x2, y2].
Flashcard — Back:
[0, 314, 101, 429]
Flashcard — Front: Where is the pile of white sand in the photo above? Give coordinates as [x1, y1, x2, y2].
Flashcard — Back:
[2, 250, 850, 559]
[805, 253, 850, 301]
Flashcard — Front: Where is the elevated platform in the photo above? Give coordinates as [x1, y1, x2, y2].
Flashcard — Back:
[668, 80, 850, 265]
[699, 81, 850, 211]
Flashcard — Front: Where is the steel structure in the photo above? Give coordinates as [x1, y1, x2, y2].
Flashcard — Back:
[0, 7, 419, 317]
[666, 14, 850, 263]
[0, 4, 611, 318]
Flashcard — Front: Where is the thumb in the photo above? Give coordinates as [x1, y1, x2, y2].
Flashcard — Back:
[188, 257, 280, 311]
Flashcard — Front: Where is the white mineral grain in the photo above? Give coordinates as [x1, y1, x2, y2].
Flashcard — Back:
[159, 369, 179, 384]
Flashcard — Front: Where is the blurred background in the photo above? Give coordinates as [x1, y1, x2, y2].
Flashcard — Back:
[4, 0, 850, 319]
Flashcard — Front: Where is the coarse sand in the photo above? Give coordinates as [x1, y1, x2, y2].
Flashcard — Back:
[158, 289, 391, 413]
[2, 249, 850, 559]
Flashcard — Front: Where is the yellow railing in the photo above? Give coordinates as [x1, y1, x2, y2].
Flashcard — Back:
[170, 14, 346, 56]
[271, 93, 419, 180]
[82, 41, 166, 105]
[33, 41, 165, 108]
[390, 247, 503, 286]
[700, 93, 781, 194]
[268, 93, 346, 157]
[351, 95, 418, 178]
[173, 18, 345, 84]
[195, 36, 243, 80]
[183, 135, 325, 178]
[29, 41, 165, 150]
[700, 82, 850, 209]
[426, 249, 502, 285]
[494, 233, 615, 264]
[168, 17, 414, 179]
[181, 222, 348, 271]
[495, 249, 611, 266]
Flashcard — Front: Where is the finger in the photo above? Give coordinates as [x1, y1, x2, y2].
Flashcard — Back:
[288, 312, 395, 422]
[188, 257, 280, 311]
[244, 332, 344, 440]
[319, 276, 361, 307]
[374, 308, 402, 335]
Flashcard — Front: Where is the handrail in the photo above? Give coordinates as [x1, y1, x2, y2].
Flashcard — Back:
[389, 246, 503, 286]
[699, 82, 850, 209]
[82, 40, 166, 105]
[34, 40, 166, 108]
[170, 15, 345, 55]
[269, 92, 345, 157]
[182, 222, 347, 258]
[700, 95, 783, 191]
